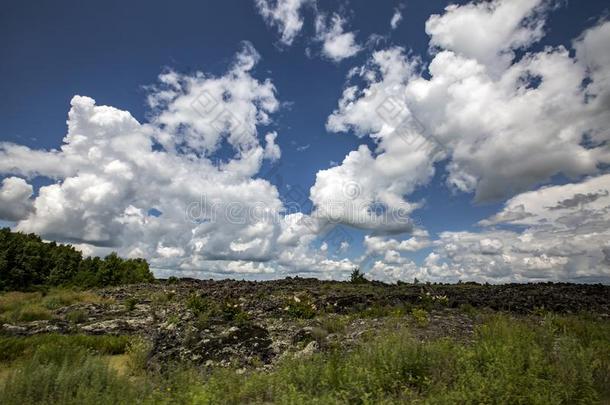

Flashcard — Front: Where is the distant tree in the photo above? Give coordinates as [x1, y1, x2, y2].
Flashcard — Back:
[0, 228, 155, 291]
[350, 268, 367, 284]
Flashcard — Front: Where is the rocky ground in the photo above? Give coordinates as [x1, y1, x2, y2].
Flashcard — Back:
[2, 279, 609, 369]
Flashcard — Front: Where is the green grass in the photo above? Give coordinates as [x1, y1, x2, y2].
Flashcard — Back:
[0, 313, 608, 404]
[0, 288, 108, 323]
[0, 342, 144, 405]
[0, 334, 130, 363]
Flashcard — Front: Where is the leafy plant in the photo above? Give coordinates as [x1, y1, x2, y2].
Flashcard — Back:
[350, 268, 367, 284]
[284, 294, 317, 319]
[124, 297, 137, 311]
[411, 307, 429, 326]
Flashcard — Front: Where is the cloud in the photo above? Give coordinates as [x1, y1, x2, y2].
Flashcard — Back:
[315, 13, 362, 62]
[316, 1, 610, 283]
[255, 0, 311, 46]
[311, 46, 438, 232]
[320, 3, 610, 214]
[390, 8, 402, 30]
[364, 230, 431, 256]
[0, 44, 355, 280]
[263, 131, 281, 161]
[147, 42, 279, 159]
[425, 0, 550, 74]
[0, 177, 33, 221]
[368, 174, 610, 283]
[2, 0, 608, 284]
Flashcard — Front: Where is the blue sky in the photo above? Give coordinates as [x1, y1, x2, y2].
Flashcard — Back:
[1, 0, 609, 283]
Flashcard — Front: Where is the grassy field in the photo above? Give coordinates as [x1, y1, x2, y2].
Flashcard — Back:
[0, 311, 608, 404]
[0, 288, 110, 324]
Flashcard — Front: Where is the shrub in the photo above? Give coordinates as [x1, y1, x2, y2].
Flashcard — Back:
[15, 305, 53, 322]
[186, 293, 210, 315]
[1, 314, 608, 404]
[125, 337, 152, 374]
[350, 268, 367, 284]
[42, 289, 102, 309]
[411, 307, 429, 326]
[318, 314, 349, 334]
[284, 294, 317, 319]
[188, 314, 610, 404]
[187, 294, 249, 327]
[459, 303, 477, 316]
[0, 289, 106, 323]
[124, 297, 137, 311]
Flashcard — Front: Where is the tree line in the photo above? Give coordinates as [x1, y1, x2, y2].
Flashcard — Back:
[0, 228, 154, 291]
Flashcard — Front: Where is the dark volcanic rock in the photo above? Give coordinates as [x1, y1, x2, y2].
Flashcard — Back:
[150, 322, 273, 368]
[2, 279, 608, 370]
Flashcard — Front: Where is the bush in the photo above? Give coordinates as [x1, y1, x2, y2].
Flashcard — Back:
[124, 297, 138, 311]
[125, 337, 152, 374]
[186, 293, 213, 315]
[188, 295, 249, 327]
[284, 294, 317, 319]
[350, 268, 367, 284]
[411, 307, 429, 326]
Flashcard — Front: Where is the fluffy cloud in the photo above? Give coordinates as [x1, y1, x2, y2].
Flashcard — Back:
[148, 43, 279, 158]
[0, 177, 33, 221]
[364, 230, 430, 256]
[369, 174, 610, 283]
[0, 44, 356, 279]
[2, 0, 609, 284]
[255, 0, 310, 45]
[263, 131, 281, 161]
[425, 0, 549, 74]
[312, 46, 438, 231]
[319, 0, 610, 225]
[427, 181, 610, 281]
[315, 13, 362, 62]
[316, 0, 609, 282]
[390, 8, 402, 30]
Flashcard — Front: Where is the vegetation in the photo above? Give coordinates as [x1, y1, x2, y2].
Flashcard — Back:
[349, 268, 367, 284]
[0, 313, 608, 404]
[0, 334, 130, 362]
[0, 228, 154, 291]
[0, 288, 108, 323]
[284, 293, 317, 319]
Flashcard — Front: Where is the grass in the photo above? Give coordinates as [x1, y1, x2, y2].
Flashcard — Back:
[0, 313, 608, 404]
[0, 343, 144, 405]
[0, 334, 130, 363]
[0, 288, 108, 323]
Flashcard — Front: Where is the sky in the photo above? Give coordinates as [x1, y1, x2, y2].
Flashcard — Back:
[1, 0, 609, 283]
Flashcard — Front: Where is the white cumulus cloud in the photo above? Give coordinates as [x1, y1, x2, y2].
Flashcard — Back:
[255, 0, 311, 46]
[315, 13, 362, 62]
